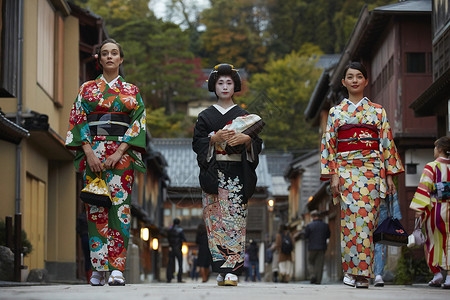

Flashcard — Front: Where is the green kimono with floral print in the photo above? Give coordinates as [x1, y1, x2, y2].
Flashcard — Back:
[66, 75, 146, 272]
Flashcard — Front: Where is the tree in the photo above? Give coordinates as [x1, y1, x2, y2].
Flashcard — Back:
[199, 0, 269, 72]
[238, 44, 323, 153]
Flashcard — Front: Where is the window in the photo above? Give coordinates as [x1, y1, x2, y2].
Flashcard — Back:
[0, 0, 19, 97]
[37, 0, 55, 98]
[406, 52, 426, 73]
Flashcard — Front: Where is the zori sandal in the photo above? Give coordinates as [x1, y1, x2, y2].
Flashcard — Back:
[108, 270, 126, 286]
[90, 271, 105, 286]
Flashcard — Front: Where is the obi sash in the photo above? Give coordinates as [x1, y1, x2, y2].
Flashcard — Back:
[87, 112, 130, 136]
[337, 124, 379, 152]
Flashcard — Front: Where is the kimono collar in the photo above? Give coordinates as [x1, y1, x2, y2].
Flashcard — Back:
[213, 104, 237, 115]
[100, 74, 121, 88]
[436, 157, 450, 164]
[344, 97, 368, 108]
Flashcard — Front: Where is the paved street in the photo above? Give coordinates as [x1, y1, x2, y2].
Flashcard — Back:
[0, 281, 448, 300]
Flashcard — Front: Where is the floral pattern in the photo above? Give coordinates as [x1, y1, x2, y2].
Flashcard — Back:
[321, 98, 404, 278]
[65, 75, 146, 272]
[202, 169, 248, 274]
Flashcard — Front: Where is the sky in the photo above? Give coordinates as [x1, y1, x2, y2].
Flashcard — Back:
[148, 0, 210, 23]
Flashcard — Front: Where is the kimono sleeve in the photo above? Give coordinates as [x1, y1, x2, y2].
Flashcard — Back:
[122, 90, 146, 153]
[320, 107, 338, 180]
[379, 108, 404, 176]
[410, 162, 436, 212]
[192, 113, 211, 170]
[65, 83, 92, 151]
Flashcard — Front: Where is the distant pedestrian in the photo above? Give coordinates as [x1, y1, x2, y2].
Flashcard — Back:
[166, 218, 187, 283]
[374, 193, 402, 287]
[192, 63, 264, 287]
[304, 210, 330, 284]
[248, 240, 261, 282]
[275, 224, 294, 283]
[410, 136, 450, 289]
[76, 210, 91, 283]
[196, 223, 212, 282]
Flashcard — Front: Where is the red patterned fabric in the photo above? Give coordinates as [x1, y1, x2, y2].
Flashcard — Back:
[337, 124, 379, 152]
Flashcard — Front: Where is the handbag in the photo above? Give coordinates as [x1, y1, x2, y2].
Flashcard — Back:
[407, 217, 426, 248]
[373, 194, 408, 246]
[80, 172, 112, 208]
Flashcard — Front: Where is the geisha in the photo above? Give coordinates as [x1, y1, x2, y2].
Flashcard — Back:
[192, 63, 263, 286]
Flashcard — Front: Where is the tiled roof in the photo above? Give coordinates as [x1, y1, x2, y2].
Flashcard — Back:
[374, 0, 431, 13]
[152, 138, 271, 189]
[0, 112, 29, 144]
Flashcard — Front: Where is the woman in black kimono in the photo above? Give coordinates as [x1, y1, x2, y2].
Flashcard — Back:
[192, 64, 263, 286]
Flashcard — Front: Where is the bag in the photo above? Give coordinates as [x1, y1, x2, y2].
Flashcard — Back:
[373, 194, 408, 247]
[407, 218, 426, 248]
[281, 233, 293, 254]
[80, 173, 112, 208]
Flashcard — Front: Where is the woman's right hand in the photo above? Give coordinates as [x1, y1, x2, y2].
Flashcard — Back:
[330, 174, 340, 195]
[211, 129, 235, 143]
[82, 144, 105, 173]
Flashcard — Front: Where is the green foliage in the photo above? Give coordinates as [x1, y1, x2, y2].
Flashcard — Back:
[0, 220, 33, 257]
[395, 246, 432, 284]
[199, 0, 269, 72]
[147, 107, 195, 138]
[238, 45, 322, 152]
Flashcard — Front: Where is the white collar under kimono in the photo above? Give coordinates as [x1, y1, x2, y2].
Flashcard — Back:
[100, 75, 120, 88]
[213, 104, 237, 115]
[344, 97, 368, 108]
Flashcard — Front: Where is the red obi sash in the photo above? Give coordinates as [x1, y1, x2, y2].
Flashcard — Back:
[337, 124, 379, 152]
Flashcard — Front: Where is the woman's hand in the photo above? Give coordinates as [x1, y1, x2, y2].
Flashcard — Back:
[104, 143, 129, 169]
[82, 144, 104, 173]
[211, 129, 235, 144]
[330, 174, 340, 195]
[227, 133, 251, 147]
[386, 174, 396, 195]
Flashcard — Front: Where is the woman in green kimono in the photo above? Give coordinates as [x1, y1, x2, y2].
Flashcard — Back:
[65, 39, 146, 286]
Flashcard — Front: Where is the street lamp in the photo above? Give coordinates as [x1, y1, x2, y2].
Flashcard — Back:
[151, 238, 159, 251]
[140, 227, 149, 241]
[267, 199, 274, 212]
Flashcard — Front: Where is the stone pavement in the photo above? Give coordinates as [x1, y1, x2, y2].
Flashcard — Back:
[0, 281, 448, 300]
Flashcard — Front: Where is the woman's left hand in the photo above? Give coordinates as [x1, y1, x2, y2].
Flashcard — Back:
[104, 151, 122, 169]
[386, 174, 396, 195]
[104, 143, 129, 169]
[227, 132, 251, 147]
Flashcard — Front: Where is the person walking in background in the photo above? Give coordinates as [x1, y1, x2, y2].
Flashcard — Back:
[192, 63, 263, 287]
[320, 62, 404, 288]
[196, 223, 212, 283]
[248, 240, 261, 282]
[66, 38, 147, 286]
[304, 210, 330, 284]
[275, 224, 294, 283]
[76, 210, 91, 283]
[166, 218, 186, 283]
[270, 240, 280, 282]
[410, 136, 450, 289]
[374, 192, 402, 287]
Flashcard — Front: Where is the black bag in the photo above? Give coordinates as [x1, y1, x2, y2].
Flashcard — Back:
[281, 233, 293, 254]
[80, 173, 112, 208]
[373, 194, 408, 246]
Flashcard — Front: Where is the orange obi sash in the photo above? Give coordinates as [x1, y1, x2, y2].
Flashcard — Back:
[337, 124, 379, 153]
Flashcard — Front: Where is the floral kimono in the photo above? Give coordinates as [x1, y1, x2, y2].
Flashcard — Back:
[66, 75, 146, 272]
[320, 97, 403, 278]
[410, 157, 450, 272]
[193, 104, 262, 275]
